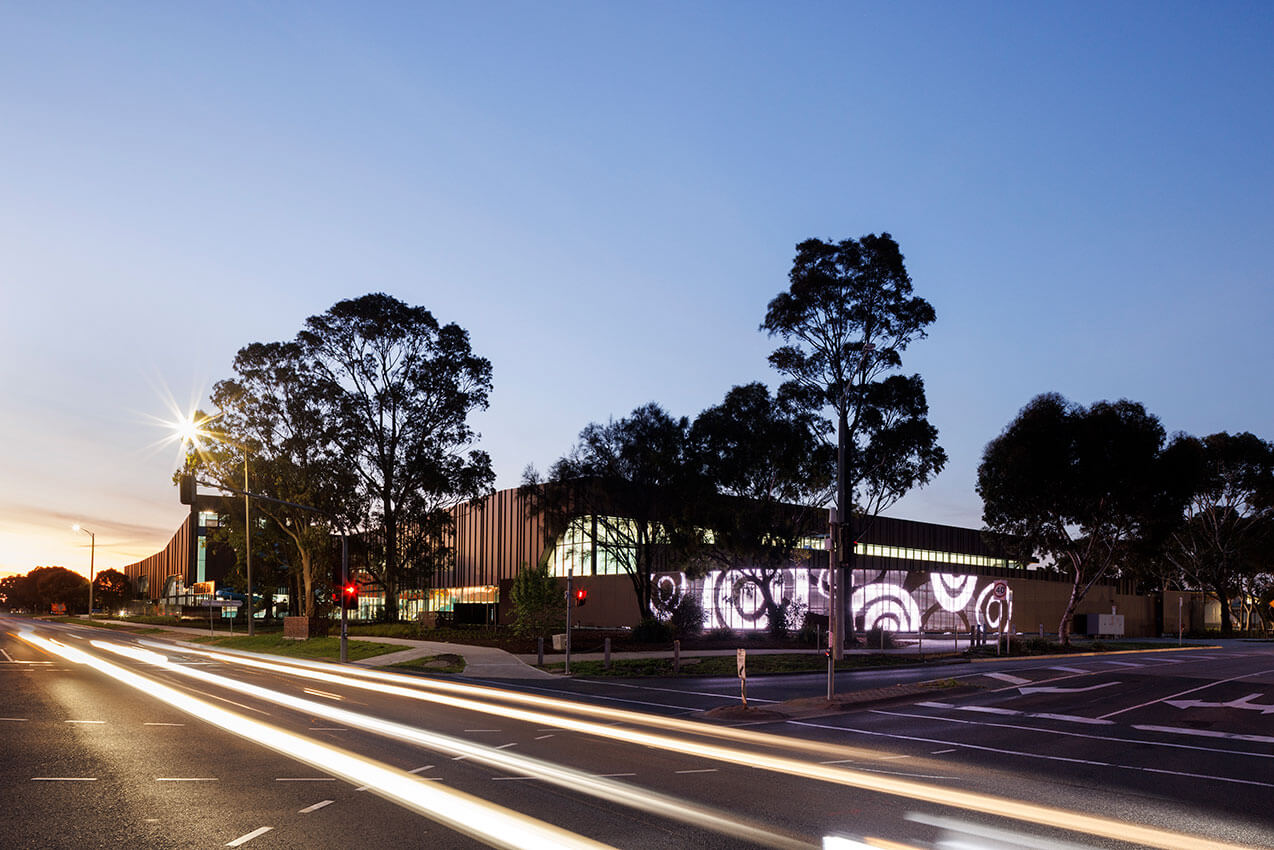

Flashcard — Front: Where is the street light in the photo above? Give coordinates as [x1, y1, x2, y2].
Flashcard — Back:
[176, 416, 256, 637]
[72, 524, 95, 617]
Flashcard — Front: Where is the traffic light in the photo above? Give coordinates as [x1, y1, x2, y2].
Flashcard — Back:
[179, 473, 196, 505]
[342, 583, 358, 604]
[574, 587, 588, 607]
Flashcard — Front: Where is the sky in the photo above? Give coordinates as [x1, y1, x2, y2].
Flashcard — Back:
[2, 1, 1271, 579]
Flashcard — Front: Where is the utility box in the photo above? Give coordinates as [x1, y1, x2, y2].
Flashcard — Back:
[1076, 613, 1124, 637]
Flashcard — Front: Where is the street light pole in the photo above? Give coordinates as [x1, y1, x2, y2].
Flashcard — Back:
[244, 453, 253, 636]
[73, 525, 95, 616]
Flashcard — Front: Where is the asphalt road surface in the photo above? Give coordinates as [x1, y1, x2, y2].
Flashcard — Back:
[4, 615, 1272, 849]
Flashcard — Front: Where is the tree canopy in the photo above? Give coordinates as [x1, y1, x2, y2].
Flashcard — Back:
[1159, 431, 1274, 633]
[689, 382, 834, 633]
[762, 233, 945, 644]
[977, 393, 1188, 643]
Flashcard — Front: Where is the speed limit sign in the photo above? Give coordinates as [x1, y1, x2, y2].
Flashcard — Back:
[992, 580, 1009, 600]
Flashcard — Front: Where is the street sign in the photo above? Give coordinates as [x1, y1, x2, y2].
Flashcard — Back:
[736, 648, 746, 679]
[992, 580, 1008, 600]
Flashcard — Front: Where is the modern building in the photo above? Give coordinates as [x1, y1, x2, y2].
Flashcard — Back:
[125, 485, 1189, 636]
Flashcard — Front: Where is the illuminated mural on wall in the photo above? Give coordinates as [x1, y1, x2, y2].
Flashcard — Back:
[652, 567, 1013, 633]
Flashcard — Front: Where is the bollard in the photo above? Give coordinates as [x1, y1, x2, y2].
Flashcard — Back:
[537, 636, 544, 667]
[673, 639, 680, 674]
[604, 637, 611, 671]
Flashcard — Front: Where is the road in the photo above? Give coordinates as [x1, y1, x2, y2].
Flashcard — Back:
[4, 616, 1272, 849]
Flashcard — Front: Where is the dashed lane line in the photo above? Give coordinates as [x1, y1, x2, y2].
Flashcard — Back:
[0, 717, 29, 722]
[156, 777, 218, 782]
[1134, 725, 1274, 746]
[32, 777, 97, 781]
[144, 722, 185, 726]
[917, 701, 1112, 725]
[225, 826, 273, 846]
[298, 800, 334, 813]
[675, 768, 719, 774]
[276, 777, 336, 782]
[534, 734, 554, 740]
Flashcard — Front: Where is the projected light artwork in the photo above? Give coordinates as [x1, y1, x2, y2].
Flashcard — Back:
[652, 567, 1012, 633]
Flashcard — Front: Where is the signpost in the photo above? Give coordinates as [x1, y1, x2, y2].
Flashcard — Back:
[737, 648, 747, 708]
[992, 581, 1009, 656]
[200, 598, 241, 635]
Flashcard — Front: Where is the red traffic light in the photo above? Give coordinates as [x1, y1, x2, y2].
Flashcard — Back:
[573, 588, 588, 607]
[343, 583, 358, 599]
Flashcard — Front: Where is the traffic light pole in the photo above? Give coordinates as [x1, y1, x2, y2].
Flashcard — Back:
[565, 567, 572, 677]
[340, 533, 349, 663]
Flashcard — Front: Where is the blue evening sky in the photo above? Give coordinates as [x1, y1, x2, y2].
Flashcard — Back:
[2, 2, 1270, 575]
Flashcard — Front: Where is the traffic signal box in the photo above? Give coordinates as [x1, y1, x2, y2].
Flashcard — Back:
[574, 587, 588, 607]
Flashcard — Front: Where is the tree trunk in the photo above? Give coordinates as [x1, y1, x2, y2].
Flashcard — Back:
[1058, 572, 1082, 646]
[1215, 586, 1233, 634]
[300, 550, 314, 618]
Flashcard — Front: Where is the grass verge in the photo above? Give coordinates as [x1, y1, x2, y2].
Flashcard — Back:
[188, 634, 403, 661]
[390, 653, 467, 675]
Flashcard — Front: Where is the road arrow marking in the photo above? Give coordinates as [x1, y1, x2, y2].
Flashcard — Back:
[1165, 693, 1274, 714]
[986, 672, 1032, 685]
[1018, 681, 1121, 695]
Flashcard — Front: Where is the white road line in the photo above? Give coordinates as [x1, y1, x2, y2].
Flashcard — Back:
[408, 765, 435, 774]
[985, 672, 1031, 685]
[309, 727, 347, 731]
[1100, 661, 1143, 668]
[953, 705, 1019, 715]
[1033, 713, 1114, 725]
[156, 777, 219, 781]
[65, 720, 106, 724]
[495, 742, 517, 750]
[1048, 666, 1088, 674]
[298, 800, 334, 813]
[276, 777, 336, 782]
[0, 717, 29, 722]
[534, 734, 554, 740]
[791, 718, 1274, 788]
[1099, 665, 1274, 720]
[144, 722, 185, 726]
[675, 768, 719, 774]
[225, 826, 273, 846]
[0, 648, 15, 662]
[302, 688, 344, 701]
[872, 708, 1274, 761]
[595, 772, 636, 778]
[931, 749, 957, 754]
[32, 777, 97, 781]
[1134, 725, 1274, 746]
[879, 755, 911, 760]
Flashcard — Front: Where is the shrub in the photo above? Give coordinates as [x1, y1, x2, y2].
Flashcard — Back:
[509, 562, 565, 638]
[633, 617, 674, 643]
[668, 594, 705, 637]
[705, 626, 736, 642]
[863, 626, 896, 650]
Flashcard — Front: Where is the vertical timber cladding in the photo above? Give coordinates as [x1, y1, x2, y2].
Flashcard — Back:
[122, 511, 195, 602]
[447, 489, 550, 616]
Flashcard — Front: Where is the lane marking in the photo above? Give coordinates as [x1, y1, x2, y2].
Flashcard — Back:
[1165, 693, 1274, 714]
[534, 734, 554, 740]
[302, 688, 344, 701]
[309, 727, 348, 731]
[1099, 661, 1144, 668]
[595, 772, 636, 778]
[872, 709, 1274, 761]
[1048, 666, 1087, 674]
[675, 768, 719, 774]
[65, 719, 106, 724]
[157, 777, 219, 781]
[792, 718, 1274, 788]
[226, 826, 273, 846]
[144, 722, 185, 727]
[931, 749, 957, 754]
[496, 743, 517, 750]
[32, 777, 97, 781]
[298, 800, 334, 813]
[985, 672, 1031, 685]
[0, 717, 29, 722]
[276, 777, 336, 782]
[1134, 725, 1274, 746]
[409, 765, 435, 774]
[1099, 666, 1274, 720]
[1018, 681, 1121, 696]
[0, 648, 14, 662]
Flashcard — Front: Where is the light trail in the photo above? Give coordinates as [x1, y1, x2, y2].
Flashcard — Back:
[90, 639, 814, 850]
[15, 631, 610, 850]
[167, 641, 1261, 850]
